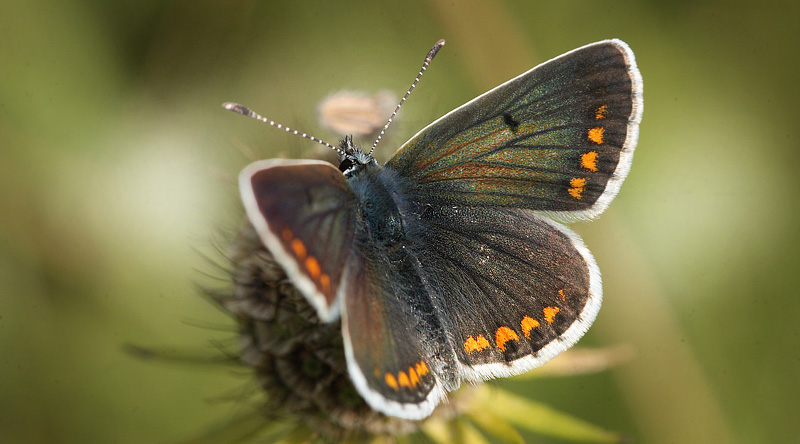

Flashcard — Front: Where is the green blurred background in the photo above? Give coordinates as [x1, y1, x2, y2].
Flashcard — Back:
[2, 1, 798, 443]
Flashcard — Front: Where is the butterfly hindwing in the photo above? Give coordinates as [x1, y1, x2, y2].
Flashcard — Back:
[407, 205, 600, 380]
[340, 214, 449, 419]
[387, 39, 642, 220]
[239, 160, 357, 321]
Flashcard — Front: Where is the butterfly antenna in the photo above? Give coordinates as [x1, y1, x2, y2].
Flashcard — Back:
[368, 39, 445, 156]
[222, 102, 345, 156]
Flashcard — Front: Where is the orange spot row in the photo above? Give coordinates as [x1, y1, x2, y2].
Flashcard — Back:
[385, 360, 429, 391]
[588, 126, 604, 144]
[462, 298, 566, 354]
[282, 227, 331, 295]
[581, 151, 598, 172]
[464, 301, 566, 354]
[568, 177, 587, 200]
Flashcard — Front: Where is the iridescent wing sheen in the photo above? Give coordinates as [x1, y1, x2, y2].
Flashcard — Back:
[239, 160, 357, 321]
[386, 39, 643, 221]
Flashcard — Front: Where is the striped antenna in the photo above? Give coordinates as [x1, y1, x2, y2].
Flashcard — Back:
[368, 39, 446, 156]
[222, 102, 345, 156]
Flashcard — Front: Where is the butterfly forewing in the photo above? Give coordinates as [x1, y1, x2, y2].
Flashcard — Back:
[387, 39, 642, 220]
[239, 160, 357, 321]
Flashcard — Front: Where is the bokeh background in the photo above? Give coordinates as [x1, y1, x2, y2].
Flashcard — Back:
[2, 1, 798, 443]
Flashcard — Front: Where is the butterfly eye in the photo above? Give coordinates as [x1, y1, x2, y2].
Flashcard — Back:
[338, 157, 355, 172]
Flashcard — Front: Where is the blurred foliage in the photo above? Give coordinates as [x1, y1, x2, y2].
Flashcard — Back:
[1, 1, 798, 443]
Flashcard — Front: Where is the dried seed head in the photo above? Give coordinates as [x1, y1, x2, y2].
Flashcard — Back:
[216, 221, 443, 440]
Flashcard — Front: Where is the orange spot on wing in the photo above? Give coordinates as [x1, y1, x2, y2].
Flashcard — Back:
[319, 274, 331, 294]
[464, 337, 478, 353]
[305, 256, 321, 279]
[408, 367, 419, 387]
[398, 371, 411, 388]
[521, 316, 540, 339]
[416, 361, 429, 376]
[385, 373, 398, 390]
[495, 326, 520, 352]
[464, 335, 491, 354]
[290, 238, 307, 259]
[521, 316, 540, 338]
[568, 177, 587, 199]
[595, 104, 608, 120]
[588, 126, 605, 144]
[559, 289, 566, 301]
[281, 228, 293, 242]
[581, 151, 598, 171]
[544, 306, 560, 324]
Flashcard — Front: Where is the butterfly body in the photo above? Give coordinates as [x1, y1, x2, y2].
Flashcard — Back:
[347, 157, 406, 248]
[234, 39, 642, 419]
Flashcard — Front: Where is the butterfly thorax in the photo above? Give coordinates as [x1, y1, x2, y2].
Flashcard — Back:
[351, 167, 407, 250]
[334, 135, 404, 245]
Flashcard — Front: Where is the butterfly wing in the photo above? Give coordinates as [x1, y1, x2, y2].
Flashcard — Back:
[386, 39, 643, 221]
[241, 160, 450, 418]
[239, 160, 358, 321]
[340, 217, 450, 419]
[407, 204, 600, 380]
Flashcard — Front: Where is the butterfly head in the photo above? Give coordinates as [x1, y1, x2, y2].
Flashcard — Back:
[338, 134, 377, 177]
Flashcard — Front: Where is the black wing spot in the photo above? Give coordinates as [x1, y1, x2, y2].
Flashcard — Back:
[502, 113, 520, 131]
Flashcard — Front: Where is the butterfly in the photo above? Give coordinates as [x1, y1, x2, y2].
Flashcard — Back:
[227, 39, 642, 420]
